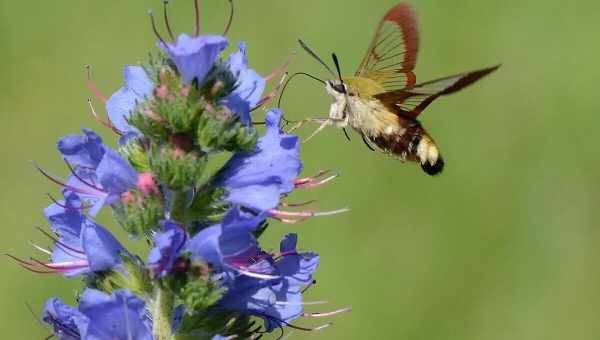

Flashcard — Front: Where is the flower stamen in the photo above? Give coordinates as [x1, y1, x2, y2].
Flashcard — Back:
[162, 0, 175, 41]
[223, 0, 234, 36]
[85, 65, 108, 103]
[303, 307, 352, 318]
[87, 99, 123, 135]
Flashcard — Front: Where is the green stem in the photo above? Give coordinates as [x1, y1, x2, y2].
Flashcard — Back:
[152, 285, 175, 340]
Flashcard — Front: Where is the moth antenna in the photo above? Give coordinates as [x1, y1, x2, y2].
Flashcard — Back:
[298, 39, 335, 76]
[162, 0, 175, 41]
[332, 53, 344, 84]
[223, 0, 234, 36]
[277, 72, 325, 108]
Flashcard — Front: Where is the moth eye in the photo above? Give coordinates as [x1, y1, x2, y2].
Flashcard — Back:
[333, 84, 346, 94]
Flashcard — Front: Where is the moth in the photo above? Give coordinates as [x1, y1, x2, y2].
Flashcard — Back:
[293, 2, 499, 176]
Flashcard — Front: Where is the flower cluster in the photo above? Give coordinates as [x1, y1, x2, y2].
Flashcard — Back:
[9, 1, 349, 339]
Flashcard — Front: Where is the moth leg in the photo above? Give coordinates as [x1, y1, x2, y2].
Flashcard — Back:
[285, 117, 329, 133]
[302, 119, 333, 144]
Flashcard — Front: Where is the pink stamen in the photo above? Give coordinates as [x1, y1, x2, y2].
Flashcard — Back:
[294, 173, 338, 189]
[64, 160, 106, 193]
[281, 199, 317, 208]
[294, 170, 330, 185]
[275, 300, 328, 306]
[33, 162, 106, 198]
[85, 66, 108, 103]
[87, 99, 123, 135]
[30, 258, 89, 270]
[4, 254, 55, 274]
[264, 55, 296, 82]
[269, 208, 349, 218]
[303, 307, 352, 318]
[251, 72, 288, 112]
[36, 227, 85, 256]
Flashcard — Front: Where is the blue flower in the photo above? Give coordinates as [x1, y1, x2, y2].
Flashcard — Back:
[215, 109, 301, 213]
[160, 34, 228, 84]
[44, 130, 139, 216]
[185, 208, 271, 276]
[43, 192, 126, 277]
[43, 289, 152, 340]
[43, 298, 82, 340]
[147, 208, 271, 278]
[218, 233, 319, 331]
[222, 42, 266, 125]
[148, 220, 187, 278]
[58, 129, 105, 169]
[106, 65, 154, 134]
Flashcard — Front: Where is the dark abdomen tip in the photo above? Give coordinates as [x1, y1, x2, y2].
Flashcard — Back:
[421, 156, 444, 176]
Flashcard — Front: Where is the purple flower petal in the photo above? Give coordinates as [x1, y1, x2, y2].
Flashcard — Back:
[217, 109, 301, 212]
[161, 34, 228, 84]
[148, 220, 187, 277]
[106, 65, 154, 133]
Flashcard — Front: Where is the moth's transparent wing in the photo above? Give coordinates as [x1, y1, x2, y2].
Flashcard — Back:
[374, 66, 500, 119]
[356, 3, 420, 90]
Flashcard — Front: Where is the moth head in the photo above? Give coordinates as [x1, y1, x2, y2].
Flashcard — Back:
[325, 80, 348, 101]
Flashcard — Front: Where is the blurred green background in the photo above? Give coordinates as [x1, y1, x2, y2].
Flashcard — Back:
[1, 0, 599, 339]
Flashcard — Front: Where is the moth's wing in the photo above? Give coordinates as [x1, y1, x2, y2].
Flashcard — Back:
[374, 65, 500, 119]
[355, 2, 420, 90]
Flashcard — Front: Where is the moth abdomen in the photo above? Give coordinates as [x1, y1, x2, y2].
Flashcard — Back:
[370, 123, 444, 176]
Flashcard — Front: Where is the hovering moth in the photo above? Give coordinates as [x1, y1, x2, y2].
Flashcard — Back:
[293, 2, 499, 176]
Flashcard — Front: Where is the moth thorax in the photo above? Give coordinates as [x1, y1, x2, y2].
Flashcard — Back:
[416, 135, 439, 165]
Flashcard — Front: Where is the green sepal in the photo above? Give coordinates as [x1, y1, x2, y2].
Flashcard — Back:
[119, 137, 151, 173]
[84, 255, 153, 298]
[129, 107, 171, 142]
[184, 186, 229, 233]
[155, 95, 203, 134]
[195, 108, 257, 153]
[112, 191, 164, 238]
[149, 143, 207, 191]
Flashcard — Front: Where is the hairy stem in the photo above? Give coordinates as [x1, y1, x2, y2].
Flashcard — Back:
[152, 285, 175, 340]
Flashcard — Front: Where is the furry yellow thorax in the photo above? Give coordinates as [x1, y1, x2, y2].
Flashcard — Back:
[342, 76, 386, 98]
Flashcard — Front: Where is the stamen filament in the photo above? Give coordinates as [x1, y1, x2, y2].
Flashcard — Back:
[251, 73, 288, 112]
[85, 66, 108, 103]
[88, 99, 123, 135]
[162, 1, 175, 41]
[281, 199, 317, 208]
[223, 0, 234, 36]
[193, 0, 200, 36]
[303, 307, 352, 318]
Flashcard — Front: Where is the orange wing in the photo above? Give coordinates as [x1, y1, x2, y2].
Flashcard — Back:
[355, 2, 420, 90]
[374, 65, 500, 119]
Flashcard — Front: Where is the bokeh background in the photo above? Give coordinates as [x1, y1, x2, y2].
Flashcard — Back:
[1, 0, 599, 339]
